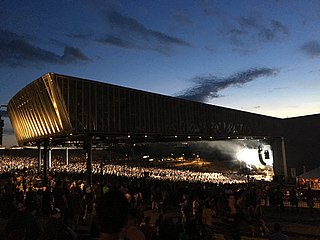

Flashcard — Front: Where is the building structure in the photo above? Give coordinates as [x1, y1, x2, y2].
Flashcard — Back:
[7, 73, 320, 184]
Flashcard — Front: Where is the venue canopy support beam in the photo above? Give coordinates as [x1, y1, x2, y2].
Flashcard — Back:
[43, 139, 49, 186]
[66, 147, 69, 165]
[37, 143, 41, 174]
[86, 136, 93, 186]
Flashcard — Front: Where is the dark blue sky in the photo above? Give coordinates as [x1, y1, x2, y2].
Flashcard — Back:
[1, 0, 320, 146]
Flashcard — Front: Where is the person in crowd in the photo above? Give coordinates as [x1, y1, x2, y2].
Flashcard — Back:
[40, 207, 77, 240]
[150, 188, 160, 212]
[42, 186, 53, 217]
[25, 187, 36, 204]
[305, 186, 315, 210]
[158, 216, 178, 240]
[221, 193, 245, 240]
[52, 179, 68, 224]
[96, 190, 130, 240]
[180, 198, 192, 224]
[289, 187, 298, 209]
[140, 216, 156, 240]
[69, 185, 83, 231]
[154, 214, 164, 239]
[5, 201, 42, 240]
[268, 223, 289, 240]
[4, 178, 15, 203]
[124, 209, 145, 240]
[192, 195, 201, 223]
[202, 201, 214, 240]
[178, 225, 190, 240]
[83, 186, 94, 225]
[273, 187, 284, 212]
[248, 204, 269, 237]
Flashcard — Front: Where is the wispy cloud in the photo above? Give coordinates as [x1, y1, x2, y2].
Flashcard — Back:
[177, 68, 279, 102]
[228, 14, 289, 49]
[105, 11, 191, 52]
[198, 0, 222, 16]
[61, 46, 89, 62]
[174, 9, 195, 28]
[71, 10, 192, 54]
[0, 29, 89, 67]
[300, 41, 320, 57]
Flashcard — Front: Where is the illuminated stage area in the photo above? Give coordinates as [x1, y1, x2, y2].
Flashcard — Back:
[129, 139, 275, 181]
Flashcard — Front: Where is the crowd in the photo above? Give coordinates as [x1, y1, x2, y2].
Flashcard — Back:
[0, 152, 292, 240]
[0, 155, 247, 184]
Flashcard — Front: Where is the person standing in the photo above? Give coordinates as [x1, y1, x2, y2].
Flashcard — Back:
[305, 187, 314, 210]
[52, 179, 68, 224]
[140, 216, 156, 240]
[96, 191, 130, 240]
[221, 193, 245, 240]
[202, 201, 214, 240]
[40, 208, 77, 240]
[268, 223, 289, 240]
[42, 186, 53, 217]
[124, 209, 145, 240]
[69, 186, 83, 231]
[289, 187, 298, 209]
[5, 201, 42, 240]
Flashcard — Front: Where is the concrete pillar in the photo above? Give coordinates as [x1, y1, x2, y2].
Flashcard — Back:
[43, 139, 49, 186]
[281, 137, 288, 180]
[86, 137, 93, 186]
[66, 147, 69, 165]
[48, 149, 52, 168]
[271, 137, 288, 183]
[37, 144, 41, 174]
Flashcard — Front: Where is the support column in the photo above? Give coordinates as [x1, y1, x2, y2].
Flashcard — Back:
[66, 147, 69, 165]
[37, 144, 41, 174]
[100, 157, 103, 187]
[86, 137, 93, 186]
[281, 137, 288, 180]
[48, 149, 52, 169]
[271, 137, 288, 183]
[43, 139, 49, 186]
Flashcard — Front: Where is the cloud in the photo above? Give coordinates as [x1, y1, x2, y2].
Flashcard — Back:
[174, 9, 195, 28]
[177, 68, 279, 102]
[100, 10, 191, 53]
[0, 29, 89, 67]
[300, 41, 320, 57]
[228, 14, 289, 48]
[99, 35, 136, 48]
[198, 0, 222, 16]
[61, 46, 89, 62]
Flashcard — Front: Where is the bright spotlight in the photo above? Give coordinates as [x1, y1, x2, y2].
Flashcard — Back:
[237, 144, 273, 169]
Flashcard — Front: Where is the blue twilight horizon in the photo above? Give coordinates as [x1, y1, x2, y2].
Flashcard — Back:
[1, 0, 320, 146]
